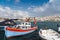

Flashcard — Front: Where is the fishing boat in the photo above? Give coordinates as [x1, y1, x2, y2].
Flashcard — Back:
[39, 28, 60, 40]
[0, 19, 17, 26]
[5, 18, 38, 37]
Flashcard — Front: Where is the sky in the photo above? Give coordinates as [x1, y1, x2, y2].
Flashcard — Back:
[0, 0, 60, 18]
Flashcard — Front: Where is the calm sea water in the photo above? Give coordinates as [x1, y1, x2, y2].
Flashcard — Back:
[0, 21, 60, 40]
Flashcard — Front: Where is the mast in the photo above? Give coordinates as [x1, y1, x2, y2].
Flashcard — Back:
[34, 17, 37, 26]
[26, 17, 30, 22]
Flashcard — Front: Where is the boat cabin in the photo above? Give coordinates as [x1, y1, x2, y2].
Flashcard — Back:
[16, 22, 31, 30]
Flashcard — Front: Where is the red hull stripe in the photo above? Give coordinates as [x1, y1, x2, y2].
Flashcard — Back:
[6, 27, 37, 32]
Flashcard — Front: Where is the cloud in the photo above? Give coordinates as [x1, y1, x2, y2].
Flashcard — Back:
[15, 0, 20, 4]
[0, 5, 29, 19]
[27, 0, 60, 16]
[28, 4, 48, 12]
[28, 0, 53, 12]
[15, 0, 20, 2]
[49, 0, 53, 3]
[0, 0, 60, 18]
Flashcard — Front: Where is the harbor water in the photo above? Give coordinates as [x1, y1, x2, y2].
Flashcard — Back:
[0, 21, 60, 40]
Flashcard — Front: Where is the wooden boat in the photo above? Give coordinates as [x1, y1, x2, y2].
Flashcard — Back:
[5, 18, 38, 37]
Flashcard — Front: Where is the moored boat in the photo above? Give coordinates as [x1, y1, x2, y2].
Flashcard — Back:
[5, 18, 38, 38]
[39, 28, 60, 40]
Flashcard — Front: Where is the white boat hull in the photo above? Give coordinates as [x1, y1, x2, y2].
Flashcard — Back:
[58, 27, 60, 32]
[39, 29, 60, 40]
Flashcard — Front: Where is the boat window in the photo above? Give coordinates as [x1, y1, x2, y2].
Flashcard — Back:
[22, 27, 24, 28]
[26, 23, 31, 25]
[28, 23, 31, 25]
[26, 23, 27, 25]
[26, 27, 27, 28]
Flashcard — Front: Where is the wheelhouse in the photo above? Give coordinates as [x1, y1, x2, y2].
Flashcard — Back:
[15, 22, 31, 30]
